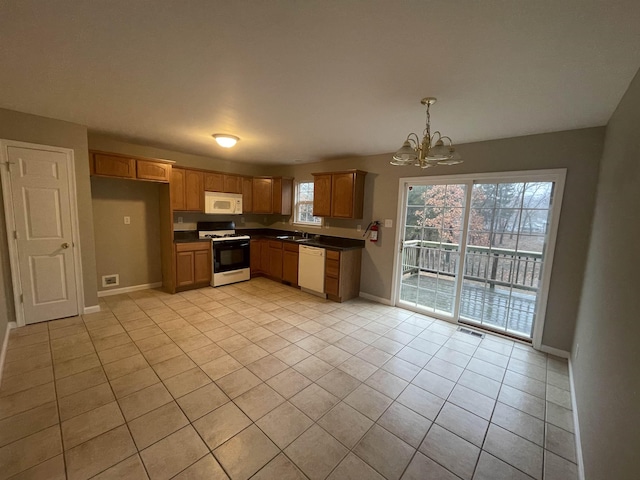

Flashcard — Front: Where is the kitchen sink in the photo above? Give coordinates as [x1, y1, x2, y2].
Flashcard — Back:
[276, 235, 307, 241]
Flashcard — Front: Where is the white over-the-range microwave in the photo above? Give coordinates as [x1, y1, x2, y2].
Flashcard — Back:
[204, 192, 243, 215]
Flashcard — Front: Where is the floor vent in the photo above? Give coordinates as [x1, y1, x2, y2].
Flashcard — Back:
[457, 327, 484, 338]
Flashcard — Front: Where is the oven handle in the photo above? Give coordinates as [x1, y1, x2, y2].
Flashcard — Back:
[214, 241, 250, 248]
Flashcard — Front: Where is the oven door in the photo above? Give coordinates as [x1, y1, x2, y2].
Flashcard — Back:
[213, 239, 250, 273]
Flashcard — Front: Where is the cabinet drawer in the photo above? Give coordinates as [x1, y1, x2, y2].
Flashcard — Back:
[268, 240, 283, 249]
[137, 160, 171, 182]
[325, 276, 339, 296]
[326, 250, 340, 261]
[283, 242, 299, 252]
[325, 259, 340, 278]
[176, 242, 211, 252]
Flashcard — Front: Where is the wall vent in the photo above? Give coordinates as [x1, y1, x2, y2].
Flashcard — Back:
[457, 326, 484, 338]
[102, 274, 119, 288]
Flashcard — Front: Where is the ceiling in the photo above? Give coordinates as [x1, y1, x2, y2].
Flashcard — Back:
[1, 1, 639, 165]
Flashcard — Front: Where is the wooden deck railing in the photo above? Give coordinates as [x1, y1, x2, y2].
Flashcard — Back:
[402, 240, 542, 292]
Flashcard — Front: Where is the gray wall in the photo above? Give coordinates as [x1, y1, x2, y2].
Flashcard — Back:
[274, 128, 603, 351]
[0, 109, 99, 339]
[571, 71, 640, 478]
[91, 177, 163, 292]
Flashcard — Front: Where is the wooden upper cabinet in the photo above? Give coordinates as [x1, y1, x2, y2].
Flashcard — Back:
[170, 168, 186, 211]
[313, 170, 366, 219]
[90, 151, 172, 182]
[185, 170, 204, 211]
[204, 173, 224, 192]
[223, 175, 242, 194]
[252, 177, 273, 213]
[204, 173, 242, 193]
[272, 177, 293, 215]
[171, 168, 203, 212]
[242, 177, 253, 213]
[137, 160, 171, 182]
[93, 153, 136, 179]
[313, 174, 332, 217]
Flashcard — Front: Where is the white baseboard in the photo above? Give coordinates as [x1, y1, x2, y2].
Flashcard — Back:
[568, 358, 585, 480]
[83, 305, 101, 314]
[539, 344, 570, 359]
[358, 292, 393, 305]
[97, 282, 162, 298]
[0, 321, 17, 388]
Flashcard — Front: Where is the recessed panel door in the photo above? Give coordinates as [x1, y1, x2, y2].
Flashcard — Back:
[8, 145, 79, 323]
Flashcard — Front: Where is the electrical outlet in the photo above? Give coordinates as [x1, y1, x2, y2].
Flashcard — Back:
[240, 217, 245, 223]
[384, 219, 393, 228]
[356, 225, 361, 232]
[178, 217, 183, 223]
[124, 216, 131, 225]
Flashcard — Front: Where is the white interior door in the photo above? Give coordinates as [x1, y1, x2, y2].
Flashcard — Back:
[3, 143, 79, 324]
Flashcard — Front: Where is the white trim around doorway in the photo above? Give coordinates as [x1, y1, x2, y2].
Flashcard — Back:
[0, 139, 86, 327]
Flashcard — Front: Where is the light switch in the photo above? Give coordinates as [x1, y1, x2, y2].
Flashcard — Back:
[124, 216, 131, 225]
[384, 219, 393, 228]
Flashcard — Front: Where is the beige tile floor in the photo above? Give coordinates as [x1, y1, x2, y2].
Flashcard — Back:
[0, 277, 579, 480]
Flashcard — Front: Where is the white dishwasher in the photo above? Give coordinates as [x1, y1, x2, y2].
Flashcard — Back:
[298, 245, 326, 296]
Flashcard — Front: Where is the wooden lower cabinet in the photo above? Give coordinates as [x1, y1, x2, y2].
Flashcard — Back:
[269, 241, 283, 279]
[282, 243, 299, 285]
[250, 239, 261, 274]
[175, 242, 211, 290]
[324, 248, 362, 302]
[260, 239, 270, 273]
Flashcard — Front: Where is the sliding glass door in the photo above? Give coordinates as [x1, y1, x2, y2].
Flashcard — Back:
[396, 172, 563, 342]
[399, 184, 467, 318]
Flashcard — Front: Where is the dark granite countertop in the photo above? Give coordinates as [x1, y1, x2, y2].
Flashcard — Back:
[173, 228, 365, 251]
[238, 228, 365, 251]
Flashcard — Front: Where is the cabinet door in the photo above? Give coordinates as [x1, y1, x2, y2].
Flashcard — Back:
[250, 239, 261, 273]
[280, 178, 293, 216]
[194, 250, 211, 284]
[331, 172, 355, 218]
[272, 177, 282, 214]
[253, 178, 273, 213]
[204, 173, 224, 192]
[170, 168, 186, 211]
[176, 251, 195, 287]
[185, 170, 204, 211]
[93, 153, 136, 178]
[283, 250, 298, 285]
[269, 244, 283, 279]
[259, 240, 270, 273]
[223, 175, 242, 194]
[137, 160, 171, 182]
[313, 174, 332, 217]
[242, 177, 253, 213]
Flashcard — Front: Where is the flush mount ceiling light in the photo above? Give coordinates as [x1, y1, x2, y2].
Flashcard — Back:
[212, 134, 240, 148]
[391, 97, 463, 168]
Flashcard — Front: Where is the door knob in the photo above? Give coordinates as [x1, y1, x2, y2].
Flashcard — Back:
[61, 243, 69, 249]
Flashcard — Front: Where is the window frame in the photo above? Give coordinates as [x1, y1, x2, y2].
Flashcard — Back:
[293, 180, 323, 227]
